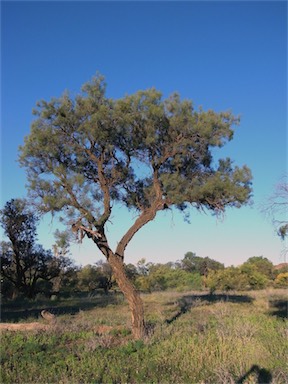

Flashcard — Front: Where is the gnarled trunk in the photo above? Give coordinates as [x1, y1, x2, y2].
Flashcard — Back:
[92, 206, 162, 339]
[108, 252, 145, 339]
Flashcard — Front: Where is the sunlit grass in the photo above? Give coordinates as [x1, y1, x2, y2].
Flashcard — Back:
[1, 289, 287, 383]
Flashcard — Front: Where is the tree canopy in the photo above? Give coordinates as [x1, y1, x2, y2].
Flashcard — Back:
[19, 74, 252, 240]
[19, 73, 252, 337]
[181, 252, 224, 276]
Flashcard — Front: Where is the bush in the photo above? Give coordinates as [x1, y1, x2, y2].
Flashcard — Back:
[205, 265, 270, 292]
[135, 265, 203, 292]
[274, 272, 288, 288]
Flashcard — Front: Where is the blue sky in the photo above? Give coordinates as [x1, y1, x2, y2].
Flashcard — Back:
[1, 1, 287, 267]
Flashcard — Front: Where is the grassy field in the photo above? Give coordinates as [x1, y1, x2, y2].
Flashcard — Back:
[1, 289, 287, 383]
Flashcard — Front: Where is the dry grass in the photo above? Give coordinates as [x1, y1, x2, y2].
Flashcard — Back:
[0, 322, 49, 331]
[1, 289, 287, 383]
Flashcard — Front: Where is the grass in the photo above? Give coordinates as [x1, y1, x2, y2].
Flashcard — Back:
[1, 289, 287, 383]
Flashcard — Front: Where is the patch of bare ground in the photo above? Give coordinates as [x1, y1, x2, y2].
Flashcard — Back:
[0, 321, 126, 335]
[0, 322, 50, 331]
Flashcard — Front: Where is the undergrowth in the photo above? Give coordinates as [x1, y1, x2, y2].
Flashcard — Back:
[1, 289, 287, 383]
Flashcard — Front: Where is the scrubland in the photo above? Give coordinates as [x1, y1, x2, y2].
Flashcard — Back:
[1, 289, 287, 383]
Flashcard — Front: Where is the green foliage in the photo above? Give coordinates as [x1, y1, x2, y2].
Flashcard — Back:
[18, 73, 253, 337]
[76, 261, 115, 294]
[124, 263, 139, 282]
[181, 251, 224, 275]
[242, 256, 274, 279]
[76, 264, 99, 292]
[0, 199, 72, 299]
[135, 263, 203, 292]
[19, 72, 252, 239]
[205, 267, 245, 292]
[205, 263, 271, 292]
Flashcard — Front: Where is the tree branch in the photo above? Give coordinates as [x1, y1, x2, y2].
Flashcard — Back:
[115, 199, 166, 258]
[85, 147, 112, 228]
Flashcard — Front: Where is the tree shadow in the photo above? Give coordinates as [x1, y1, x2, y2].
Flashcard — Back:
[236, 365, 272, 383]
[1, 293, 122, 322]
[166, 293, 253, 324]
[268, 299, 288, 319]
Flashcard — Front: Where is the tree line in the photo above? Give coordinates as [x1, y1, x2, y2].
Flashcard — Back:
[1, 199, 287, 301]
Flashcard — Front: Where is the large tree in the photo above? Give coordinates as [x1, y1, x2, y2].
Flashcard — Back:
[19, 74, 252, 338]
[0, 199, 69, 298]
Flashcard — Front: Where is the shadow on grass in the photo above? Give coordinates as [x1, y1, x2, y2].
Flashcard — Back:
[166, 292, 253, 324]
[1, 293, 123, 322]
[269, 299, 288, 319]
[236, 364, 272, 383]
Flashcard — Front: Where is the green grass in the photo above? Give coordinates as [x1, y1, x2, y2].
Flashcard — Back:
[1, 289, 287, 383]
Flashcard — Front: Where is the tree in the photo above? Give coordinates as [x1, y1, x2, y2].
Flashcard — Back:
[242, 256, 274, 280]
[135, 262, 203, 292]
[265, 177, 288, 241]
[0, 199, 69, 298]
[181, 252, 224, 276]
[95, 260, 115, 293]
[205, 267, 244, 292]
[205, 264, 269, 292]
[124, 263, 139, 282]
[76, 264, 99, 293]
[239, 263, 269, 289]
[19, 74, 252, 338]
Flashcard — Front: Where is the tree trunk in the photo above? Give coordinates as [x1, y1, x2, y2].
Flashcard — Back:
[108, 252, 145, 339]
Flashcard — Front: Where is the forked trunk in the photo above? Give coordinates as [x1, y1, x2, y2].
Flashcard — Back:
[93, 206, 160, 338]
[108, 252, 146, 339]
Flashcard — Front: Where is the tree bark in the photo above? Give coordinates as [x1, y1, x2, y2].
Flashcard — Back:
[91, 205, 165, 339]
[108, 252, 145, 339]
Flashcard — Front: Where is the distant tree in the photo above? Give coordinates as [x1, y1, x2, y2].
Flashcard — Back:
[242, 256, 274, 280]
[124, 263, 139, 282]
[50, 229, 76, 293]
[205, 264, 269, 293]
[264, 177, 288, 241]
[181, 252, 201, 272]
[76, 264, 99, 293]
[135, 262, 203, 292]
[239, 263, 270, 289]
[95, 260, 115, 293]
[76, 261, 114, 294]
[0, 199, 69, 298]
[51, 264, 78, 296]
[181, 252, 224, 276]
[205, 267, 246, 292]
[19, 73, 252, 338]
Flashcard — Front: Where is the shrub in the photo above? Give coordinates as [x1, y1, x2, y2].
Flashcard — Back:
[274, 272, 288, 288]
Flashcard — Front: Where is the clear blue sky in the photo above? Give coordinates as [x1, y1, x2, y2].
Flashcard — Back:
[1, 1, 287, 267]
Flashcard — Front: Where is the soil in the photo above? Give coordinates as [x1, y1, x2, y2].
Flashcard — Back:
[0, 322, 124, 334]
[0, 322, 50, 331]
